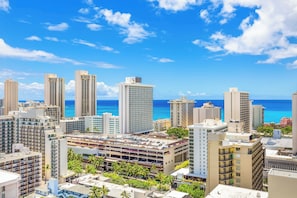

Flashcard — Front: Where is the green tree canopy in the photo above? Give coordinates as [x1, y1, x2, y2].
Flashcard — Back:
[167, 127, 188, 138]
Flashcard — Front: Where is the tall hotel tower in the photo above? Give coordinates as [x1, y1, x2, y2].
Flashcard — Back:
[224, 87, 251, 132]
[44, 74, 65, 118]
[169, 97, 195, 128]
[4, 79, 18, 115]
[119, 77, 153, 134]
[292, 92, 297, 155]
[75, 70, 97, 117]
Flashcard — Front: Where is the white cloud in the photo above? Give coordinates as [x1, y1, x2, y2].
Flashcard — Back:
[150, 56, 174, 63]
[87, 23, 101, 31]
[79, 8, 89, 14]
[73, 17, 92, 23]
[47, 22, 69, 31]
[100, 45, 119, 53]
[85, 0, 93, 5]
[0, 0, 9, 12]
[93, 62, 121, 69]
[18, 82, 44, 100]
[99, 9, 153, 44]
[0, 69, 40, 79]
[148, 0, 201, 11]
[0, 38, 82, 65]
[179, 90, 206, 97]
[97, 82, 119, 98]
[73, 39, 96, 48]
[45, 37, 59, 42]
[197, 0, 297, 66]
[65, 80, 119, 99]
[200, 9, 210, 23]
[25, 35, 41, 41]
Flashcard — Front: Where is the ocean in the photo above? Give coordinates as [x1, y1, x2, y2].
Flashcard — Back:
[65, 100, 292, 124]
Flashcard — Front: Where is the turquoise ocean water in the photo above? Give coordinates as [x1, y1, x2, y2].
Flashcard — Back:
[65, 100, 292, 124]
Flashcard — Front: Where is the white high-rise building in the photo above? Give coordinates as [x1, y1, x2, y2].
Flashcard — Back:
[193, 102, 221, 124]
[75, 70, 97, 117]
[169, 97, 195, 128]
[119, 77, 153, 134]
[188, 119, 227, 179]
[44, 73, 65, 118]
[4, 79, 18, 115]
[292, 93, 297, 155]
[84, 113, 120, 134]
[224, 88, 251, 132]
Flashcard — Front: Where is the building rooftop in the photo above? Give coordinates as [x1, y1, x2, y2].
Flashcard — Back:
[59, 183, 90, 195]
[269, 168, 297, 179]
[261, 137, 292, 149]
[0, 151, 41, 162]
[206, 184, 268, 198]
[0, 170, 21, 184]
[67, 134, 187, 150]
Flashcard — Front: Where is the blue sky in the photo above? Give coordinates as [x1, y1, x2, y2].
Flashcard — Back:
[0, 0, 297, 100]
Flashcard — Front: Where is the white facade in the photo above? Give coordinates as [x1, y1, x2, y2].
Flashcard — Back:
[292, 93, 297, 154]
[75, 70, 97, 117]
[188, 119, 227, 178]
[60, 117, 85, 134]
[169, 97, 195, 128]
[193, 102, 221, 124]
[44, 74, 65, 118]
[224, 88, 251, 132]
[84, 113, 120, 134]
[4, 79, 18, 115]
[119, 77, 153, 134]
[0, 115, 14, 153]
[45, 131, 68, 181]
[0, 170, 21, 198]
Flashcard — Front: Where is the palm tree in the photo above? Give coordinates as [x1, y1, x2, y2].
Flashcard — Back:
[101, 185, 109, 198]
[97, 156, 105, 171]
[89, 186, 102, 198]
[112, 162, 121, 174]
[121, 190, 131, 198]
[86, 164, 97, 175]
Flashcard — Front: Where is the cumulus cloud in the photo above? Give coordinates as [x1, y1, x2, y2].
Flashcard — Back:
[18, 82, 44, 100]
[25, 35, 41, 41]
[79, 8, 89, 14]
[97, 82, 119, 98]
[47, 22, 69, 31]
[99, 9, 153, 44]
[200, 9, 210, 23]
[0, 38, 82, 65]
[0, 0, 9, 12]
[148, 0, 201, 11]
[195, 0, 297, 66]
[86, 23, 102, 31]
[65, 80, 119, 99]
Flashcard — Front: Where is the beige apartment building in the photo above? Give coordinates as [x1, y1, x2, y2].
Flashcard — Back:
[0, 147, 42, 197]
[193, 102, 221, 124]
[4, 79, 18, 115]
[67, 134, 188, 174]
[44, 73, 65, 118]
[169, 97, 195, 128]
[75, 70, 97, 117]
[224, 88, 251, 132]
[206, 132, 264, 194]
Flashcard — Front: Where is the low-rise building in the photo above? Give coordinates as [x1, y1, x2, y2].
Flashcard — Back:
[0, 170, 21, 198]
[0, 146, 42, 197]
[67, 134, 188, 174]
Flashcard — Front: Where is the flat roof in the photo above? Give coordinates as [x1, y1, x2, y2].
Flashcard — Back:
[171, 168, 190, 177]
[269, 168, 297, 179]
[67, 134, 186, 150]
[59, 183, 90, 195]
[206, 184, 268, 198]
[0, 151, 41, 162]
[0, 170, 21, 184]
[261, 137, 292, 149]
